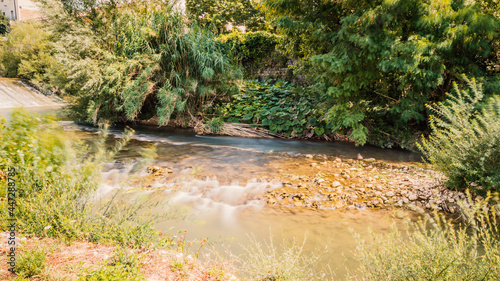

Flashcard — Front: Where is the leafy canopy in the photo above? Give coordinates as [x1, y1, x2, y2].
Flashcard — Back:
[264, 0, 500, 147]
[186, 0, 268, 33]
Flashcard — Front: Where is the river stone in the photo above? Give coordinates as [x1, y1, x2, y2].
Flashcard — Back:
[409, 194, 417, 201]
[403, 197, 409, 204]
[386, 191, 395, 197]
[310, 163, 318, 167]
[331, 181, 341, 187]
[365, 158, 376, 163]
[355, 204, 367, 211]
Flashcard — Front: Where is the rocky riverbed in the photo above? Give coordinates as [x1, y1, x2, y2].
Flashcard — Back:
[127, 153, 466, 214]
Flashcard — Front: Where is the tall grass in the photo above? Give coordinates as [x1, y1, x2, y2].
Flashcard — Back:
[238, 234, 328, 281]
[0, 109, 173, 248]
[352, 191, 500, 280]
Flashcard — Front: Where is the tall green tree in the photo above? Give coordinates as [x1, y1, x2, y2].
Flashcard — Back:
[186, 0, 267, 33]
[263, 0, 499, 147]
[39, 0, 240, 124]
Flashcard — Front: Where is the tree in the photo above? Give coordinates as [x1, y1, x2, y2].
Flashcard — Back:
[0, 21, 61, 89]
[186, 0, 267, 33]
[0, 13, 9, 34]
[263, 0, 500, 148]
[39, 0, 240, 124]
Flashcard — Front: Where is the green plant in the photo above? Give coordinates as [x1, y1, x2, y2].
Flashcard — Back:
[218, 80, 330, 138]
[0, 13, 9, 34]
[352, 191, 500, 280]
[206, 117, 225, 134]
[216, 31, 286, 78]
[419, 77, 500, 193]
[239, 234, 327, 281]
[79, 262, 145, 281]
[186, 0, 268, 34]
[16, 248, 46, 278]
[109, 248, 140, 268]
[38, 0, 240, 125]
[0, 110, 176, 248]
[263, 0, 500, 147]
[0, 21, 62, 88]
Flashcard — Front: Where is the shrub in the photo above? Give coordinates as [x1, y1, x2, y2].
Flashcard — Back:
[16, 248, 46, 278]
[352, 191, 500, 280]
[40, 0, 240, 125]
[217, 80, 330, 138]
[418, 77, 500, 193]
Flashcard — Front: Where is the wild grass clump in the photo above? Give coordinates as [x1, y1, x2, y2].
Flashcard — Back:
[79, 247, 145, 281]
[352, 191, 500, 280]
[239, 234, 327, 281]
[16, 248, 47, 278]
[0, 109, 172, 248]
[418, 76, 500, 194]
[79, 261, 145, 281]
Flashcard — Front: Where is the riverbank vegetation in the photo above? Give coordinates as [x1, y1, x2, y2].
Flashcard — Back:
[1, 0, 500, 279]
[0, 0, 497, 149]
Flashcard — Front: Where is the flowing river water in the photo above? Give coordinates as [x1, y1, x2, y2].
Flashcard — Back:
[2, 101, 422, 279]
[64, 122, 422, 279]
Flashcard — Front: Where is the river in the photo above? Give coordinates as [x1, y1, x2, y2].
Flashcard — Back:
[1, 105, 419, 279]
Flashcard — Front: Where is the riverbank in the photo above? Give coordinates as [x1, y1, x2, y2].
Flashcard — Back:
[0, 234, 236, 280]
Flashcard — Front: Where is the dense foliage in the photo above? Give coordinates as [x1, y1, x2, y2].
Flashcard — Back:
[419, 77, 500, 194]
[186, 0, 267, 33]
[263, 0, 500, 147]
[0, 13, 9, 34]
[0, 21, 61, 88]
[216, 81, 331, 138]
[36, 0, 240, 125]
[216, 31, 288, 78]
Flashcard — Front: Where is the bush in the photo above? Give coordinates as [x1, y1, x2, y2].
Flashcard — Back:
[16, 248, 46, 278]
[352, 191, 500, 280]
[41, 1, 240, 125]
[418, 77, 500, 193]
[217, 80, 330, 138]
